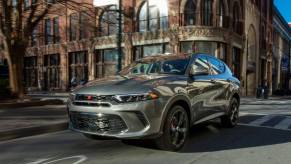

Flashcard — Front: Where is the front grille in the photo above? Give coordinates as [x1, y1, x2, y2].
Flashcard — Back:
[70, 112, 127, 134]
[75, 94, 113, 102]
[73, 102, 111, 107]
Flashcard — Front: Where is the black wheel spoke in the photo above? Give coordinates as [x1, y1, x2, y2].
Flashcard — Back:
[169, 110, 188, 148]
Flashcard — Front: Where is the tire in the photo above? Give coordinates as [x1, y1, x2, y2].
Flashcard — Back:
[155, 105, 189, 151]
[221, 98, 239, 128]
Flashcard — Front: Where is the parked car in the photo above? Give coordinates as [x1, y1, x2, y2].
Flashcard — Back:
[67, 53, 240, 151]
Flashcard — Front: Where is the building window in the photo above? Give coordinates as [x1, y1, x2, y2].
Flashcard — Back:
[31, 26, 38, 46]
[24, 56, 38, 87]
[69, 51, 88, 87]
[217, 0, 227, 27]
[201, 0, 213, 26]
[53, 17, 60, 43]
[12, 0, 18, 7]
[80, 11, 90, 39]
[138, 1, 168, 32]
[45, 19, 53, 45]
[24, 0, 30, 9]
[180, 41, 227, 63]
[95, 49, 119, 78]
[232, 47, 241, 79]
[133, 43, 171, 61]
[233, 2, 242, 34]
[43, 54, 60, 90]
[184, 0, 197, 26]
[69, 13, 78, 41]
[100, 6, 120, 36]
[46, 0, 56, 3]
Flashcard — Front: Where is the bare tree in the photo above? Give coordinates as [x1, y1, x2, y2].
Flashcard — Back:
[0, 0, 95, 98]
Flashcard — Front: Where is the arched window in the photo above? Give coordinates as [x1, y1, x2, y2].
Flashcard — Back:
[202, 0, 213, 26]
[138, 0, 168, 32]
[100, 6, 119, 36]
[233, 2, 241, 34]
[217, 0, 226, 27]
[184, 0, 197, 25]
[139, 3, 147, 32]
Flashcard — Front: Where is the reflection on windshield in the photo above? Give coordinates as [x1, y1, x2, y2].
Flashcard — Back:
[120, 58, 190, 76]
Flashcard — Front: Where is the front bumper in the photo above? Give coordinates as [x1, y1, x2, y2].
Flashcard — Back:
[67, 98, 166, 139]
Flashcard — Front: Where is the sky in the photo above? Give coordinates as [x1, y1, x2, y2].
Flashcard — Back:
[274, 0, 291, 23]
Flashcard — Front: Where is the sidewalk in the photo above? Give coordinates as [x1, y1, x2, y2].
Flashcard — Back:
[0, 105, 68, 141]
[241, 96, 291, 105]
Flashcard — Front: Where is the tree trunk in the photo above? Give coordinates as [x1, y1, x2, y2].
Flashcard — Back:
[7, 44, 26, 99]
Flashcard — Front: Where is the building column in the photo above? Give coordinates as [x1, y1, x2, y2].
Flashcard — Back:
[241, 39, 248, 96]
[37, 51, 43, 91]
[124, 33, 133, 67]
[60, 45, 68, 91]
[88, 48, 95, 81]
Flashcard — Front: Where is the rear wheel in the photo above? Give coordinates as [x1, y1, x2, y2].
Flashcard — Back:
[221, 98, 239, 128]
[155, 105, 189, 151]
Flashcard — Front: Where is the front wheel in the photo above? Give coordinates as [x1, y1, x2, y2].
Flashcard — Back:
[221, 98, 239, 128]
[155, 105, 189, 151]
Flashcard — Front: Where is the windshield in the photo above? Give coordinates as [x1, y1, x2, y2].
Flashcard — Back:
[120, 58, 190, 76]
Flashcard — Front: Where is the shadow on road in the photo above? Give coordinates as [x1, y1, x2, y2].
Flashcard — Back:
[122, 121, 291, 153]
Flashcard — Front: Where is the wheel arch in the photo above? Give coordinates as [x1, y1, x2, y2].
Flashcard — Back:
[159, 94, 193, 132]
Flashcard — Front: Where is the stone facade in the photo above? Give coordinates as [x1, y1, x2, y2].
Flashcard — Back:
[273, 7, 291, 92]
[244, 0, 274, 96]
[19, 0, 277, 96]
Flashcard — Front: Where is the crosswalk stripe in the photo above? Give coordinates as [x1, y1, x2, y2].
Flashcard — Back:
[273, 118, 291, 129]
[247, 115, 276, 126]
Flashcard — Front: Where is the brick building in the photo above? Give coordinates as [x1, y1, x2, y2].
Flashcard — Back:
[19, 0, 274, 96]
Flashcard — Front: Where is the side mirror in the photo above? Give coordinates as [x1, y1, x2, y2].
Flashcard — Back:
[189, 65, 209, 77]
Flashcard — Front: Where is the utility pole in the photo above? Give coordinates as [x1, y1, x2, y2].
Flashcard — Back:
[117, 0, 123, 72]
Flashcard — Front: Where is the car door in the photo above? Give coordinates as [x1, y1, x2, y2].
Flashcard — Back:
[207, 57, 230, 114]
[187, 56, 217, 121]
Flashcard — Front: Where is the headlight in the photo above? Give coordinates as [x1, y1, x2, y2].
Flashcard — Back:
[112, 92, 159, 103]
[69, 93, 75, 101]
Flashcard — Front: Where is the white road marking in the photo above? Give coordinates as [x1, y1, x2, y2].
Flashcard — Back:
[274, 118, 291, 129]
[26, 155, 87, 164]
[248, 115, 275, 126]
[238, 123, 291, 132]
[25, 158, 52, 164]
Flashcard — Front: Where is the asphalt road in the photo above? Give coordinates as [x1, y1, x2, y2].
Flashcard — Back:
[1, 99, 291, 164]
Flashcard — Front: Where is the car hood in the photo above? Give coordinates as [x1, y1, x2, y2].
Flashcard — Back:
[73, 74, 181, 95]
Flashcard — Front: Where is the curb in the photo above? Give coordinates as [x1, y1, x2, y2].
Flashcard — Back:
[0, 99, 64, 109]
[0, 122, 68, 142]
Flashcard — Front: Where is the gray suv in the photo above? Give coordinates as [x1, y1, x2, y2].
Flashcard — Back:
[68, 53, 240, 151]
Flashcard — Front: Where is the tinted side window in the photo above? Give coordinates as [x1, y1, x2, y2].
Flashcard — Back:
[208, 57, 225, 75]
